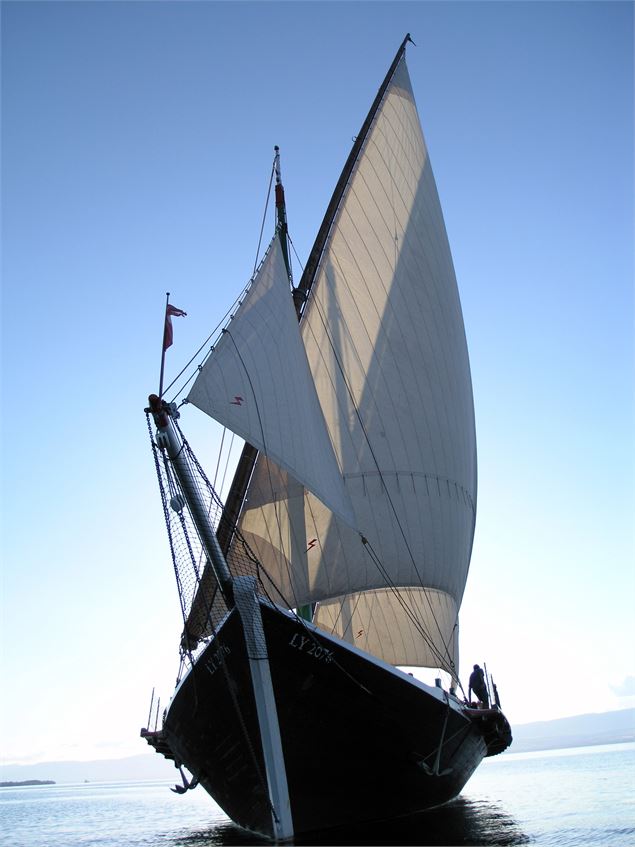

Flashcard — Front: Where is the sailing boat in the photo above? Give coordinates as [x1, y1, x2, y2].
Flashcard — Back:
[141, 34, 512, 842]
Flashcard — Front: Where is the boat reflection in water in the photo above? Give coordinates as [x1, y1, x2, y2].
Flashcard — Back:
[174, 796, 530, 846]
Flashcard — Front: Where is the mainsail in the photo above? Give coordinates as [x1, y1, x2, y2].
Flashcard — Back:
[183, 48, 476, 678]
[232, 56, 476, 674]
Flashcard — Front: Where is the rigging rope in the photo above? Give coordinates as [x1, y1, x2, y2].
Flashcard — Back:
[218, 431, 236, 499]
[288, 234, 304, 275]
[361, 537, 455, 674]
[212, 427, 227, 492]
[253, 160, 276, 277]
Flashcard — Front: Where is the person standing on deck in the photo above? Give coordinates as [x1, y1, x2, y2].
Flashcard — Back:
[468, 664, 489, 707]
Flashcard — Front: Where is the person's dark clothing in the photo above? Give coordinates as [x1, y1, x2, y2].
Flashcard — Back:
[468, 666, 489, 707]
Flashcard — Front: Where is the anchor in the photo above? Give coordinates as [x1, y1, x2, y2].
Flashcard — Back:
[170, 765, 199, 794]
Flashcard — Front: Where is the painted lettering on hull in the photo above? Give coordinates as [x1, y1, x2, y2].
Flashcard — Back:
[288, 632, 334, 664]
[205, 644, 231, 677]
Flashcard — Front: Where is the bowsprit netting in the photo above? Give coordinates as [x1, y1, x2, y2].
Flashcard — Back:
[146, 411, 270, 658]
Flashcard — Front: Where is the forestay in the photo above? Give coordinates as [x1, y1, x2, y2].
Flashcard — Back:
[234, 57, 476, 673]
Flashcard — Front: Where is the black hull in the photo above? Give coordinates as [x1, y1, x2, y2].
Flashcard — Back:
[144, 604, 511, 840]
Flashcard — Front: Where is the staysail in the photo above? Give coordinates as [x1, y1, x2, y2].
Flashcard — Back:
[232, 52, 476, 673]
[188, 237, 354, 529]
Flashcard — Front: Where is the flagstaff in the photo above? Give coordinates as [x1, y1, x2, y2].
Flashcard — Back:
[159, 293, 187, 399]
[158, 292, 170, 399]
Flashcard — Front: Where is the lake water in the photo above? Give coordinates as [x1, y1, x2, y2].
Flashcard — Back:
[1, 743, 633, 846]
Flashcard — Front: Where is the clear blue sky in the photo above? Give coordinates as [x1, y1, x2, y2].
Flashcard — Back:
[1, 1, 633, 765]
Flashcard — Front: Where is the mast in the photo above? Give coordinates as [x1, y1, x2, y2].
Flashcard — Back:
[274, 146, 293, 286]
[218, 34, 413, 558]
[215, 147, 294, 559]
[275, 147, 311, 623]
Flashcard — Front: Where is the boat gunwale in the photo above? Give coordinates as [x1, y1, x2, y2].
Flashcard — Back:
[167, 597, 471, 723]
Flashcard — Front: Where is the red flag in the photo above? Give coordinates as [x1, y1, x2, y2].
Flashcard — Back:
[163, 304, 187, 351]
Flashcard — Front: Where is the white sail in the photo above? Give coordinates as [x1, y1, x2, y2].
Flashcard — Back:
[188, 237, 354, 528]
[234, 57, 476, 671]
[313, 588, 459, 670]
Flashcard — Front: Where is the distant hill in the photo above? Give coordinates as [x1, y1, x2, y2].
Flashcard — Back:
[0, 752, 176, 785]
[2, 708, 633, 783]
[507, 707, 635, 753]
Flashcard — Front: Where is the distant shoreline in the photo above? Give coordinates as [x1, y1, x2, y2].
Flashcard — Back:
[1, 779, 56, 787]
[503, 736, 635, 755]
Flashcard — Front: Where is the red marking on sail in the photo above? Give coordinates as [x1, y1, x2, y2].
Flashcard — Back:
[230, 396, 244, 406]
[163, 304, 187, 351]
[306, 538, 317, 552]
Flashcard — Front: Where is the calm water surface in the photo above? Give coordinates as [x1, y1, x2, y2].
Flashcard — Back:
[2, 743, 633, 846]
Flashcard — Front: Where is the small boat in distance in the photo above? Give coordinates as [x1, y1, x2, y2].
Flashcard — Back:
[141, 33, 512, 842]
